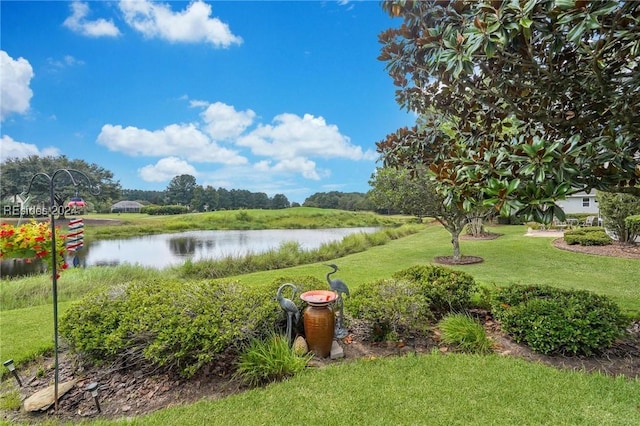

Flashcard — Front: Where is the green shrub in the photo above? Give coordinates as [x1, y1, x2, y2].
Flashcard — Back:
[58, 285, 130, 359]
[392, 265, 477, 317]
[564, 227, 612, 246]
[438, 313, 493, 354]
[60, 279, 281, 377]
[492, 285, 628, 355]
[348, 278, 432, 341]
[597, 191, 640, 243]
[625, 215, 640, 238]
[236, 210, 252, 222]
[234, 333, 312, 387]
[141, 205, 189, 215]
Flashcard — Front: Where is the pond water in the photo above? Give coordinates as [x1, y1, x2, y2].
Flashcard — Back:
[64, 227, 380, 269]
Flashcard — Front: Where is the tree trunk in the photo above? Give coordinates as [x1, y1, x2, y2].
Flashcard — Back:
[466, 216, 485, 237]
[438, 216, 466, 262]
[451, 228, 462, 262]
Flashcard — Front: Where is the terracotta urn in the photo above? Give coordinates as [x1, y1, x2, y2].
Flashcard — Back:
[300, 290, 337, 358]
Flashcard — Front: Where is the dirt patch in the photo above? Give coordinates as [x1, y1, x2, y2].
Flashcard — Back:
[433, 233, 502, 265]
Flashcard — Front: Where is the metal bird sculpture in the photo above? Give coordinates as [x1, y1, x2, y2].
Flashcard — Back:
[324, 264, 349, 338]
[276, 283, 300, 346]
[325, 263, 350, 299]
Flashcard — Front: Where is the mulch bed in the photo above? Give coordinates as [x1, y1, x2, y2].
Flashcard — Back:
[552, 238, 640, 259]
[4, 315, 639, 424]
[433, 232, 502, 265]
[433, 255, 484, 265]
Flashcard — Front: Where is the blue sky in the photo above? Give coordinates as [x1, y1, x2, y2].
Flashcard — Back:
[1, 0, 413, 203]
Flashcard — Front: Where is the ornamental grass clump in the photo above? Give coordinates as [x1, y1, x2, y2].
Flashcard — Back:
[437, 313, 493, 354]
[0, 220, 67, 276]
[235, 333, 312, 387]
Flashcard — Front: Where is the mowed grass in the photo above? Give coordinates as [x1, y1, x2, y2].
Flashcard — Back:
[0, 302, 72, 364]
[234, 224, 640, 315]
[2, 223, 639, 367]
[94, 354, 640, 426]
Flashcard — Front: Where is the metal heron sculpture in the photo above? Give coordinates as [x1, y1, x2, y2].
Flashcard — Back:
[324, 264, 349, 338]
[276, 283, 300, 346]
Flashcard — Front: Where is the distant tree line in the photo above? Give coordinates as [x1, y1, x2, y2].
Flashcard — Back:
[124, 177, 376, 212]
[0, 157, 378, 214]
[108, 174, 297, 212]
[302, 191, 374, 211]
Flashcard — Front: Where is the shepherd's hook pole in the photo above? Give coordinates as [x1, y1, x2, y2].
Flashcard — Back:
[24, 169, 99, 412]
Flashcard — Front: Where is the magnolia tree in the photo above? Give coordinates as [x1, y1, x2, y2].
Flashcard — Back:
[369, 166, 492, 261]
[376, 0, 639, 223]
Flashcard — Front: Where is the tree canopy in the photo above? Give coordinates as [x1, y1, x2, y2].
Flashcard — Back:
[376, 0, 639, 222]
[303, 191, 373, 211]
[0, 155, 121, 212]
[368, 166, 442, 219]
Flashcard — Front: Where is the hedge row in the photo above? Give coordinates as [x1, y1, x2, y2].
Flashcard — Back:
[563, 227, 612, 246]
[141, 205, 189, 215]
[61, 267, 628, 377]
[60, 275, 323, 377]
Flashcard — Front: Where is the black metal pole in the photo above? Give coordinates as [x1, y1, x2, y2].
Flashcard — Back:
[24, 169, 99, 413]
[48, 175, 60, 411]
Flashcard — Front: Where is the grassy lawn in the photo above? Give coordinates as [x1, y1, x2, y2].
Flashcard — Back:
[94, 354, 640, 426]
[0, 303, 72, 364]
[236, 224, 640, 314]
[1, 218, 639, 425]
[2, 223, 639, 366]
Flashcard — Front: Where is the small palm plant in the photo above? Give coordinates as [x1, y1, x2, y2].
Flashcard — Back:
[235, 333, 312, 387]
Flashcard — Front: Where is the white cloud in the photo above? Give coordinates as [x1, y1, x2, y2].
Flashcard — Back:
[96, 123, 248, 165]
[138, 157, 197, 182]
[234, 112, 377, 180]
[63, 1, 121, 37]
[0, 135, 61, 161]
[239, 113, 376, 161]
[96, 103, 372, 185]
[189, 99, 210, 108]
[119, 0, 242, 48]
[199, 102, 256, 141]
[0, 50, 34, 121]
[46, 55, 85, 71]
[255, 158, 327, 181]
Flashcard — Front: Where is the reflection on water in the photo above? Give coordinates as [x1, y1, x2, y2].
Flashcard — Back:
[68, 227, 379, 269]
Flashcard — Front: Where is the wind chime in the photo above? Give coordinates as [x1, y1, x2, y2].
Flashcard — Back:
[66, 217, 84, 267]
